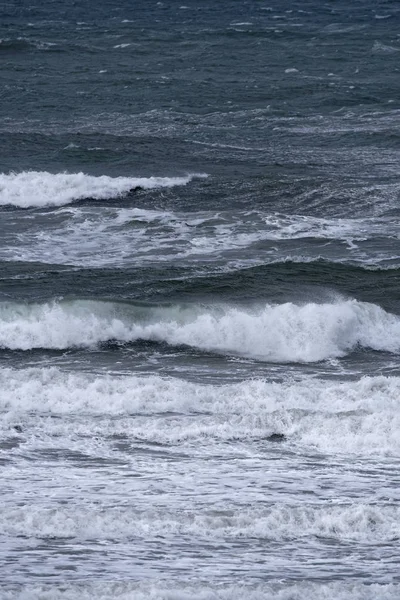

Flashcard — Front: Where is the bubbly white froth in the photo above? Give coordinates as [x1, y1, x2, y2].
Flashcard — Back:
[1, 204, 399, 268]
[0, 298, 399, 361]
[2, 582, 399, 600]
[1, 502, 399, 542]
[0, 171, 206, 208]
[2, 367, 400, 456]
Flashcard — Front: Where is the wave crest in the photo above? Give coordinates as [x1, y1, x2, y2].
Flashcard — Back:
[0, 171, 206, 208]
[0, 298, 399, 361]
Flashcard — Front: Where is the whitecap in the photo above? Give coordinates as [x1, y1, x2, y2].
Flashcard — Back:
[1, 502, 399, 543]
[1, 582, 399, 600]
[2, 367, 400, 455]
[0, 298, 399, 362]
[0, 171, 207, 208]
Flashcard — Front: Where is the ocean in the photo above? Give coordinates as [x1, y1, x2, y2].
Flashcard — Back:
[1, 0, 400, 598]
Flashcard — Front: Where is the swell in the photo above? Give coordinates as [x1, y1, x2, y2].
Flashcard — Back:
[0, 37, 57, 52]
[166, 260, 400, 309]
[1, 260, 400, 313]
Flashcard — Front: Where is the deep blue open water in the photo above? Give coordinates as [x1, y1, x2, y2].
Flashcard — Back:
[1, 1, 400, 598]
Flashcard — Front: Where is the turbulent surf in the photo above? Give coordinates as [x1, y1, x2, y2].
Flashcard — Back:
[2, 0, 400, 598]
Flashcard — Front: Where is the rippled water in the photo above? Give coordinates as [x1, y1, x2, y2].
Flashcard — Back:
[2, 0, 400, 598]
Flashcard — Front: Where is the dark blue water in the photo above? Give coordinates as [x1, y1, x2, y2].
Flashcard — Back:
[1, 1, 400, 598]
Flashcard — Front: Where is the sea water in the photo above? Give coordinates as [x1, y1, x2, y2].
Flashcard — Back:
[1, 0, 400, 598]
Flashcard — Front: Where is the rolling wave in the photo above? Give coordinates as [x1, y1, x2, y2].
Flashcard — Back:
[2, 502, 398, 543]
[0, 171, 207, 208]
[2, 367, 400, 456]
[0, 298, 399, 361]
[1, 582, 398, 600]
[0, 37, 56, 52]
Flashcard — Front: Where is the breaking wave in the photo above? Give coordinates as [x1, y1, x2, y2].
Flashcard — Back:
[2, 502, 399, 543]
[0, 298, 400, 362]
[2, 367, 400, 455]
[0, 171, 206, 208]
[2, 582, 399, 600]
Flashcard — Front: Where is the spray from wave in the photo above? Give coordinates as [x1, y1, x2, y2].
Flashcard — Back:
[0, 298, 399, 361]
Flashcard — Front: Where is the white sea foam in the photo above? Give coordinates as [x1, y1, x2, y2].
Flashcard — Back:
[2, 367, 400, 455]
[372, 41, 400, 54]
[1, 502, 399, 542]
[0, 171, 206, 208]
[0, 298, 400, 361]
[2, 582, 399, 600]
[2, 202, 399, 268]
[261, 212, 399, 241]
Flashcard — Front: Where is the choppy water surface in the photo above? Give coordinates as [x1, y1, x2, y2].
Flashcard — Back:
[1, 1, 400, 598]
